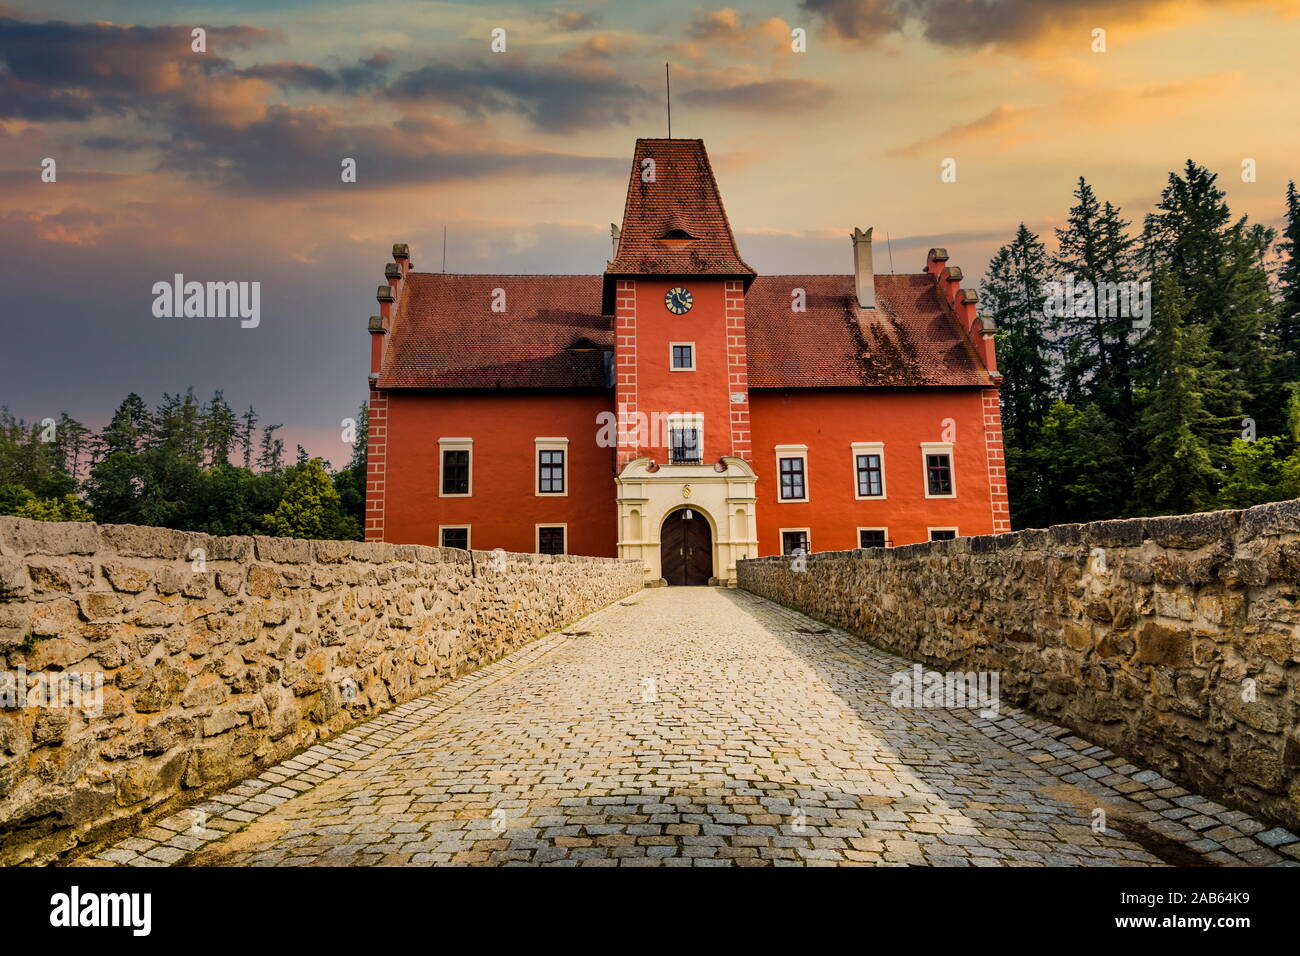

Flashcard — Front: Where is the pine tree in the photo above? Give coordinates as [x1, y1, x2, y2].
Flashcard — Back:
[256, 424, 284, 472]
[983, 224, 1055, 434]
[1052, 178, 1138, 422]
[1142, 160, 1278, 444]
[1273, 181, 1300, 387]
[1133, 268, 1222, 513]
[96, 393, 151, 459]
[239, 405, 259, 469]
[204, 391, 239, 467]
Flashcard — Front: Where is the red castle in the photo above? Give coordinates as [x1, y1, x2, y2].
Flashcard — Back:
[364, 138, 1009, 586]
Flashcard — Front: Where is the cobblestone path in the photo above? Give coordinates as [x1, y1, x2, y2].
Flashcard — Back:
[88, 588, 1296, 867]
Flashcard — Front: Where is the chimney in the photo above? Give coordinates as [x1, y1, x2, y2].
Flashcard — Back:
[851, 227, 875, 310]
[392, 243, 411, 275]
[610, 223, 621, 260]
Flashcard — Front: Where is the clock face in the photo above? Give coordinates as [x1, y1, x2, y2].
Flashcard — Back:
[664, 286, 693, 315]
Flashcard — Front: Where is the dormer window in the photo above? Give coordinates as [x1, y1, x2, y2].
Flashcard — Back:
[659, 215, 698, 250]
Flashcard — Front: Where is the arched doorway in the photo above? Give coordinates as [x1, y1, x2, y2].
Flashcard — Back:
[660, 507, 713, 586]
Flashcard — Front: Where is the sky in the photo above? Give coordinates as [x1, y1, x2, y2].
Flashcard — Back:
[2, 0, 1299, 466]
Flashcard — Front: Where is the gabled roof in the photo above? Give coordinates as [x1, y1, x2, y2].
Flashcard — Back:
[745, 274, 993, 388]
[377, 275, 611, 389]
[376, 272, 992, 390]
[605, 138, 755, 279]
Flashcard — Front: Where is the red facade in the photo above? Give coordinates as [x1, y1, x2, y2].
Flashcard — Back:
[364, 138, 1008, 584]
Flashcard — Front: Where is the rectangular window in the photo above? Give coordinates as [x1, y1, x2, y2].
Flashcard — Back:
[537, 526, 565, 555]
[856, 454, 883, 497]
[781, 530, 809, 555]
[441, 449, 470, 495]
[669, 427, 701, 464]
[538, 449, 565, 494]
[779, 456, 806, 500]
[671, 344, 694, 370]
[929, 528, 957, 542]
[859, 529, 887, 548]
[440, 526, 469, 549]
[926, 453, 953, 496]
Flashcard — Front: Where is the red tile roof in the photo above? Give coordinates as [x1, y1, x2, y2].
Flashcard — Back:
[377, 272, 992, 390]
[377, 275, 611, 389]
[605, 139, 755, 279]
[746, 274, 993, 388]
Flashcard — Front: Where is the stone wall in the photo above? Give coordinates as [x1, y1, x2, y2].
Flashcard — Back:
[0, 517, 642, 865]
[737, 501, 1300, 831]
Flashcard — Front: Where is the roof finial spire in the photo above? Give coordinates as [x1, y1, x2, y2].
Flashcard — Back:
[665, 62, 672, 139]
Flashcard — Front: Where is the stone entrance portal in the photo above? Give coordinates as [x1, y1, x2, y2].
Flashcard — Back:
[614, 456, 758, 586]
[660, 507, 713, 586]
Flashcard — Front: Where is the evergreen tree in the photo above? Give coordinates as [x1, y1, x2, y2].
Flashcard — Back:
[262, 458, 359, 540]
[1015, 400, 1128, 527]
[256, 424, 284, 472]
[1133, 268, 1222, 513]
[239, 405, 259, 469]
[1142, 160, 1278, 442]
[96, 393, 151, 460]
[333, 402, 368, 536]
[52, 412, 92, 482]
[204, 391, 239, 467]
[1052, 178, 1138, 424]
[983, 224, 1055, 434]
[1273, 181, 1300, 388]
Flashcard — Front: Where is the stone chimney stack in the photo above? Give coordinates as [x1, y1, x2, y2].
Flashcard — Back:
[852, 227, 875, 310]
[610, 223, 621, 260]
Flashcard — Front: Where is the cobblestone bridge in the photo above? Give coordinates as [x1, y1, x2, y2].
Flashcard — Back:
[85, 589, 1296, 867]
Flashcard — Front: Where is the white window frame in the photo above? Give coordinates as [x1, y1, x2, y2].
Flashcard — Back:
[920, 441, 956, 499]
[779, 527, 811, 556]
[535, 523, 567, 555]
[851, 442, 887, 500]
[775, 444, 809, 502]
[439, 524, 471, 549]
[666, 412, 704, 463]
[668, 341, 696, 371]
[928, 527, 959, 542]
[438, 438, 473, 497]
[856, 527, 889, 549]
[535, 437, 569, 497]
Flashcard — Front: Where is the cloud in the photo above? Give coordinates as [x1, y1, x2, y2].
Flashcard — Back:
[887, 104, 1030, 157]
[680, 8, 795, 60]
[0, 13, 634, 192]
[562, 34, 636, 63]
[0, 17, 271, 118]
[384, 56, 649, 132]
[236, 54, 391, 94]
[555, 11, 600, 31]
[155, 107, 621, 194]
[798, 0, 1300, 53]
[81, 134, 155, 151]
[682, 78, 833, 112]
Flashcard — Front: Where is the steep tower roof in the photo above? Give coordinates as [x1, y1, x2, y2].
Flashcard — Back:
[605, 138, 756, 281]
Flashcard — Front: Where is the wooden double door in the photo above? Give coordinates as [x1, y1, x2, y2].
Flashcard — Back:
[660, 508, 713, 586]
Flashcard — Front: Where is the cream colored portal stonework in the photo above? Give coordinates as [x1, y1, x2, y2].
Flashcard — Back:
[615, 456, 758, 586]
